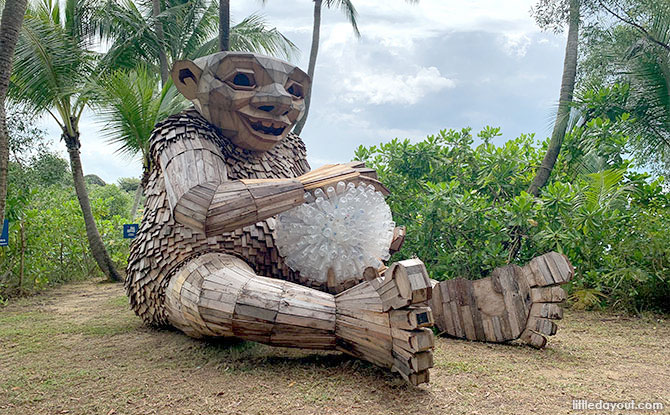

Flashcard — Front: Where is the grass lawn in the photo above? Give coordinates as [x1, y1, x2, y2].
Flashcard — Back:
[1, 280, 668, 415]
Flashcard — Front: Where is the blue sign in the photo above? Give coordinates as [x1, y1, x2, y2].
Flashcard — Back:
[0, 219, 8, 247]
[123, 224, 139, 239]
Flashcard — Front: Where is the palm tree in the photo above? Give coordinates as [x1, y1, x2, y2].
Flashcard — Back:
[151, 0, 169, 85]
[528, 0, 580, 196]
[568, 0, 670, 173]
[599, 0, 670, 172]
[219, 0, 229, 51]
[0, 0, 29, 227]
[94, 66, 187, 219]
[9, 0, 122, 282]
[502, 0, 581, 258]
[99, 0, 297, 76]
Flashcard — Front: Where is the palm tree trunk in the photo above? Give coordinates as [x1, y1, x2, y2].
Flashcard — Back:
[506, 0, 581, 260]
[219, 0, 230, 51]
[0, 0, 29, 226]
[129, 182, 143, 221]
[527, 0, 580, 196]
[292, 0, 322, 136]
[63, 131, 122, 282]
[151, 0, 169, 86]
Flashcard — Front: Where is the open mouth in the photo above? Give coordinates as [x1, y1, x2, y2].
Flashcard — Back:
[241, 114, 287, 137]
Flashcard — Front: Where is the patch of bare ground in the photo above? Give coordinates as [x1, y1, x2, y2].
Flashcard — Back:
[1, 280, 668, 415]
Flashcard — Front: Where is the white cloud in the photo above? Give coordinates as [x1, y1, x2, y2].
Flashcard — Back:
[340, 66, 455, 105]
[313, 109, 372, 130]
[500, 32, 533, 57]
[352, 0, 540, 34]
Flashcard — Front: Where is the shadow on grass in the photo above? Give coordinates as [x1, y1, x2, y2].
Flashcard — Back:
[155, 331, 429, 392]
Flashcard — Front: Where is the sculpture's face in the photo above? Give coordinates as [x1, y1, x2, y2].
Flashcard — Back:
[171, 52, 310, 152]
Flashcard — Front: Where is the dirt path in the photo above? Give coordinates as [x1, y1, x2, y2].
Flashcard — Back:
[1, 280, 668, 415]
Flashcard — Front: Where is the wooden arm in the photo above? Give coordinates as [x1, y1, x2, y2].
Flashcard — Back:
[201, 163, 388, 234]
[161, 144, 305, 235]
[161, 139, 386, 234]
[205, 178, 304, 234]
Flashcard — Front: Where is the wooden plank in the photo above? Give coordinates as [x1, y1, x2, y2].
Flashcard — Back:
[496, 266, 525, 339]
[449, 300, 464, 338]
[391, 327, 434, 353]
[529, 302, 563, 320]
[389, 307, 433, 330]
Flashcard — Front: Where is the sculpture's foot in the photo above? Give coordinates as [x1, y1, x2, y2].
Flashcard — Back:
[335, 259, 435, 386]
[430, 252, 573, 348]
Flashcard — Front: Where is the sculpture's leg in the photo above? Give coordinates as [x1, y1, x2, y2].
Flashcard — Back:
[429, 252, 573, 348]
[165, 252, 337, 349]
[165, 253, 435, 385]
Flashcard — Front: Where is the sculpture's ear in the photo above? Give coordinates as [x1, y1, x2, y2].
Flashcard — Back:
[171, 60, 203, 100]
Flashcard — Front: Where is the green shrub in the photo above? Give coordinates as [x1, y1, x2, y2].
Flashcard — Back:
[355, 127, 670, 313]
[0, 163, 132, 300]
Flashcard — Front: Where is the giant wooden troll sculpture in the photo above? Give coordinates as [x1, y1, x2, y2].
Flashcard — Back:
[126, 52, 573, 386]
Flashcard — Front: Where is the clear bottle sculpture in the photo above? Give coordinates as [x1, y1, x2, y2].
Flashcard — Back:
[276, 181, 395, 287]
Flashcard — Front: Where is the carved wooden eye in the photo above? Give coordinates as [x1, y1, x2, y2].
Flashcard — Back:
[225, 70, 256, 90]
[286, 81, 304, 99]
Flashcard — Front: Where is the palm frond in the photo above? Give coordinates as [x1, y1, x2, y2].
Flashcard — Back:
[171, 0, 218, 61]
[63, 0, 104, 45]
[575, 168, 628, 212]
[324, 0, 360, 37]
[649, 1, 670, 46]
[9, 9, 92, 122]
[581, 2, 670, 174]
[227, 14, 299, 60]
[623, 38, 670, 166]
[99, 1, 299, 72]
[93, 65, 187, 168]
[97, 0, 162, 72]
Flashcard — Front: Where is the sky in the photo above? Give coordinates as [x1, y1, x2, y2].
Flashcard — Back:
[39, 0, 568, 184]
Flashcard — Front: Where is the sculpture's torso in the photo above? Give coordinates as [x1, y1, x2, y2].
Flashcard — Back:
[125, 108, 311, 325]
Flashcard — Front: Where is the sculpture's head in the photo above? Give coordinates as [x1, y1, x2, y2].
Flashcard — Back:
[171, 52, 310, 152]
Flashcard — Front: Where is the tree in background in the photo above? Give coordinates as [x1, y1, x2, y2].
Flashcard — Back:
[118, 177, 140, 193]
[291, 0, 359, 136]
[528, 0, 581, 196]
[100, 0, 297, 77]
[1, 107, 133, 297]
[578, 0, 670, 175]
[0, 0, 29, 229]
[219, 0, 229, 50]
[10, 0, 122, 282]
[355, 126, 670, 313]
[151, 0, 169, 84]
